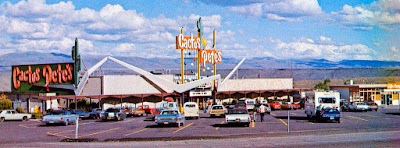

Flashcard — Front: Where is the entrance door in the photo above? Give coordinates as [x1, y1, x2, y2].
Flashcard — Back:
[381, 94, 393, 106]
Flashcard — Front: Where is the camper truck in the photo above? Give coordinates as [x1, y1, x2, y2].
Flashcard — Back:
[304, 91, 340, 119]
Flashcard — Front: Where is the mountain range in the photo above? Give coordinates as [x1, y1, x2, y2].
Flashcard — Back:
[1, 51, 400, 71]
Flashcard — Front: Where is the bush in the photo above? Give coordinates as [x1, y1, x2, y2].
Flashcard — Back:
[0, 94, 12, 110]
[16, 106, 25, 113]
[31, 112, 43, 119]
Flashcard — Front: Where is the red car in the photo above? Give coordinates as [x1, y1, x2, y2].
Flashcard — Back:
[269, 102, 281, 110]
[292, 103, 300, 110]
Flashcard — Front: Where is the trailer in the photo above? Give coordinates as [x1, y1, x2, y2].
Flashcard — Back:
[304, 91, 340, 119]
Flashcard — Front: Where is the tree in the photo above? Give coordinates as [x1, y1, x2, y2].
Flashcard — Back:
[0, 94, 12, 110]
[314, 79, 331, 91]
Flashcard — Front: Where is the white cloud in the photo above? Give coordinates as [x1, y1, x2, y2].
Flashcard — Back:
[269, 37, 376, 61]
[229, 3, 263, 17]
[114, 43, 136, 53]
[228, 0, 322, 22]
[333, 0, 400, 30]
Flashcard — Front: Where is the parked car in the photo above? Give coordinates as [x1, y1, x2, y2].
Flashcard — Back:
[225, 108, 251, 127]
[209, 105, 226, 117]
[292, 102, 301, 110]
[70, 109, 91, 120]
[318, 107, 341, 123]
[41, 110, 77, 126]
[132, 108, 146, 117]
[183, 102, 199, 119]
[0, 110, 32, 122]
[366, 102, 378, 111]
[101, 108, 126, 121]
[269, 101, 281, 110]
[280, 102, 291, 110]
[155, 109, 185, 127]
[352, 102, 369, 111]
[341, 102, 353, 112]
[89, 108, 102, 119]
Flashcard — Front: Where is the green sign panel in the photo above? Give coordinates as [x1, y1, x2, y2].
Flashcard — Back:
[11, 63, 75, 93]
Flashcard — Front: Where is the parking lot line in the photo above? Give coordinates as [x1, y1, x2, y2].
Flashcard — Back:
[278, 119, 288, 126]
[270, 113, 277, 116]
[19, 124, 36, 128]
[348, 116, 368, 122]
[79, 128, 120, 138]
[215, 121, 225, 130]
[124, 128, 148, 136]
[173, 122, 193, 133]
[47, 130, 75, 139]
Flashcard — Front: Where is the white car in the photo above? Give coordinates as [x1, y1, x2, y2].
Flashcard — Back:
[0, 110, 32, 122]
[352, 102, 369, 111]
[183, 102, 199, 119]
[225, 108, 251, 127]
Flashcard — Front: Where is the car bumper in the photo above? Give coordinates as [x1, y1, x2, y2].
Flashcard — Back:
[42, 120, 66, 124]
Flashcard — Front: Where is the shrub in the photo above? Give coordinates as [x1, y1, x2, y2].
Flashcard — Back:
[16, 106, 25, 113]
[31, 112, 43, 119]
[0, 94, 12, 110]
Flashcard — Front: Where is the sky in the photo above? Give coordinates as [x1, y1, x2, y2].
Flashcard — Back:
[0, 0, 399, 61]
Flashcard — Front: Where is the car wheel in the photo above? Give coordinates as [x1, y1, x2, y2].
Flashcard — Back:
[337, 119, 341, 123]
[0, 117, 4, 122]
[22, 116, 28, 121]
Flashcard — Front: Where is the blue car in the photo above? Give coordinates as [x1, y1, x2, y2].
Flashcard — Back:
[70, 109, 91, 120]
[41, 110, 78, 126]
[318, 107, 341, 123]
[155, 110, 185, 127]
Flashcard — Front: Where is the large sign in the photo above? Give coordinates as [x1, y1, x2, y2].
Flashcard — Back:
[387, 82, 400, 89]
[12, 63, 75, 92]
[200, 49, 222, 64]
[176, 33, 201, 50]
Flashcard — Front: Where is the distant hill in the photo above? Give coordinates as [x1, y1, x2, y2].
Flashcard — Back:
[1, 51, 400, 71]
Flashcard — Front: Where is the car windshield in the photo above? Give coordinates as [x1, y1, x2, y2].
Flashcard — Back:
[212, 106, 223, 109]
[185, 104, 196, 107]
[229, 109, 248, 114]
[323, 108, 339, 113]
[319, 97, 336, 103]
[105, 108, 119, 112]
[48, 110, 66, 115]
[162, 111, 178, 115]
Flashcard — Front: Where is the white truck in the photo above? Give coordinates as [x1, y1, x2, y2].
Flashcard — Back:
[183, 102, 199, 119]
[304, 91, 340, 119]
[0, 110, 32, 122]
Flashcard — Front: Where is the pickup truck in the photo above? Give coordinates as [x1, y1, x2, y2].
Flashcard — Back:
[0, 110, 32, 122]
[155, 109, 185, 127]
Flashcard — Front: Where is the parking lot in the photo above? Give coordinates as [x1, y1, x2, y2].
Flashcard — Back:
[0, 109, 399, 143]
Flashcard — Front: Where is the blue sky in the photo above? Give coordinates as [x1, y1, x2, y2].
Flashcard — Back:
[0, 0, 399, 61]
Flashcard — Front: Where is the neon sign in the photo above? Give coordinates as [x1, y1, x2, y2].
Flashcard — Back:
[12, 63, 75, 92]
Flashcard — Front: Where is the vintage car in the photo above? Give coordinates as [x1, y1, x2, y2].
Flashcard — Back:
[41, 110, 77, 126]
[0, 110, 32, 122]
[155, 109, 185, 127]
[89, 108, 102, 119]
[70, 109, 91, 120]
[124, 107, 146, 117]
[366, 102, 378, 111]
[225, 108, 251, 127]
[352, 102, 369, 111]
[209, 105, 226, 117]
[269, 102, 281, 110]
[183, 102, 199, 119]
[101, 108, 126, 121]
